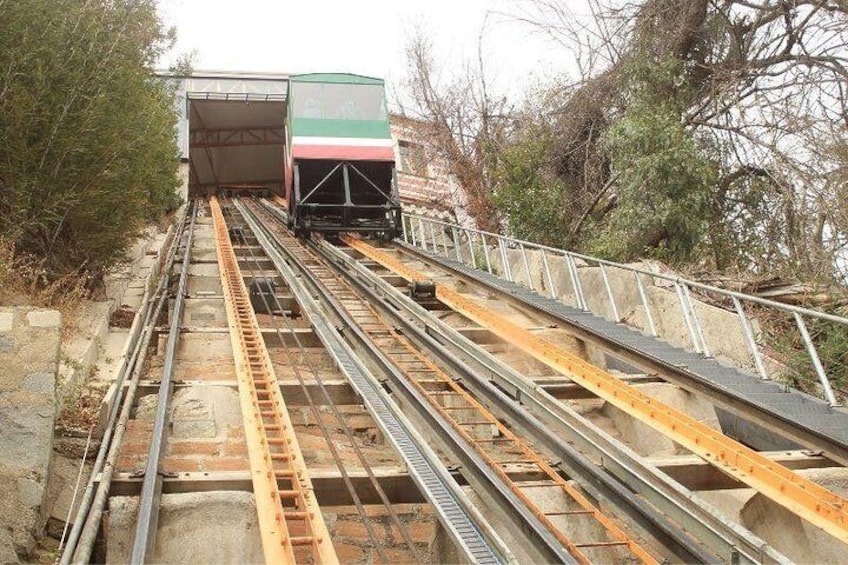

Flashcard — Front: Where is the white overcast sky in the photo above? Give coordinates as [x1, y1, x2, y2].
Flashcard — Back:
[157, 0, 582, 99]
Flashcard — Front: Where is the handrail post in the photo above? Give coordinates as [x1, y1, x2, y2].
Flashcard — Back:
[793, 312, 838, 406]
[467, 229, 476, 268]
[634, 272, 658, 337]
[732, 296, 768, 380]
[417, 217, 428, 251]
[540, 250, 557, 299]
[498, 237, 513, 282]
[480, 233, 493, 274]
[682, 284, 711, 358]
[674, 281, 702, 354]
[451, 227, 462, 262]
[565, 255, 587, 310]
[402, 215, 409, 243]
[409, 217, 418, 247]
[428, 220, 438, 253]
[520, 243, 533, 290]
[599, 263, 621, 323]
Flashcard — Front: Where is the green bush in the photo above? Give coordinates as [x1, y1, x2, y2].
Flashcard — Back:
[0, 0, 182, 280]
[492, 125, 571, 248]
[594, 58, 716, 264]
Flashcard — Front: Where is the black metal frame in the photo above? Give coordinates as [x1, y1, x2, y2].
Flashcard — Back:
[292, 159, 402, 236]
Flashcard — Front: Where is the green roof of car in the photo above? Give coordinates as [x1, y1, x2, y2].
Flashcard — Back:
[289, 73, 384, 85]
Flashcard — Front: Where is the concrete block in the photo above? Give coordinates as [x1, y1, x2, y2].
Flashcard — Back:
[16, 478, 43, 508]
[23, 372, 55, 395]
[0, 405, 54, 471]
[172, 419, 216, 438]
[25, 310, 60, 329]
[0, 307, 59, 554]
[739, 468, 848, 563]
[0, 527, 18, 564]
[0, 312, 13, 333]
[106, 492, 263, 563]
[0, 336, 13, 353]
[97, 383, 119, 438]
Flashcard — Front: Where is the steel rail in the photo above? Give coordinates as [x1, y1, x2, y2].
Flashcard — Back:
[293, 249, 659, 564]
[235, 198, 508, 565]
[345, 235, 848, 547]
[331, 291, 658, 564]
[221, 200, 423, 562]
[130, 202, 198, 563]
[66, 203, 194, 565]
[210, 196, 337, 564]
[312, 233, 788, 565]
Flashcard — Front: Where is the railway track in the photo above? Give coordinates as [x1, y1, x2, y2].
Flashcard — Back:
[60, 195, 848, 564]
[254, 196, 848, 562]
[338, 235, 848, 546]
[240, 198, 665, 563]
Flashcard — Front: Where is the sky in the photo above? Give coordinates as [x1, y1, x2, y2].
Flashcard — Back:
[156, 0, 580, 100]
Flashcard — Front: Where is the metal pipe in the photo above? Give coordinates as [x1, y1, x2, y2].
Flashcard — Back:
[793, 312, 838, 406]
[452, 227, 462, 262]
[63, 204, 190, 565]
[732, 296, 768, 380]
[58, 428, 93, 553]
[130, 204, 198, 563]
[70, 267, 176, 564]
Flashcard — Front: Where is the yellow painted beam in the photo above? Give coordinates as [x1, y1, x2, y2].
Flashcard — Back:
[213, 197, 337, 564]
[344, 235, 848, 547]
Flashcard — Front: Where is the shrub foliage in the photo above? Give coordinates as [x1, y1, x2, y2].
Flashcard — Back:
[0, 0, 182, 279]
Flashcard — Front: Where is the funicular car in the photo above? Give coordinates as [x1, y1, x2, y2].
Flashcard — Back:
[284, 73, 402, 237]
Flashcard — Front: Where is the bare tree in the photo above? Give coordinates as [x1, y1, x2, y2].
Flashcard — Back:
[511, 0, 848, 276]
[397, 27, 511, 231]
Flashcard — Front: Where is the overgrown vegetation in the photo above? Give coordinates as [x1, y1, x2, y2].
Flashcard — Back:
[399, 0, 848, 398]
[763, 311, 848, 398]
[0, 236, 86, 328]
[0, 0, 182, 296]
[401, 0, 848, 281]
[593, 57, 716, 263]
[492, 125, 571, 247]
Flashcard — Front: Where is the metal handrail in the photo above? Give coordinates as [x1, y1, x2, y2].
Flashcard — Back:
[401, 213, 847, 406]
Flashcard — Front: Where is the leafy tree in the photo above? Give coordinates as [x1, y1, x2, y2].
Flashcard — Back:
[0, 0, 182, 280]
[492, 124, 571, 248]
[595, 58, 717, 263]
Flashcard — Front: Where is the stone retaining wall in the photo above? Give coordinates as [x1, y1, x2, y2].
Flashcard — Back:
[0, 307, 61, 561]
